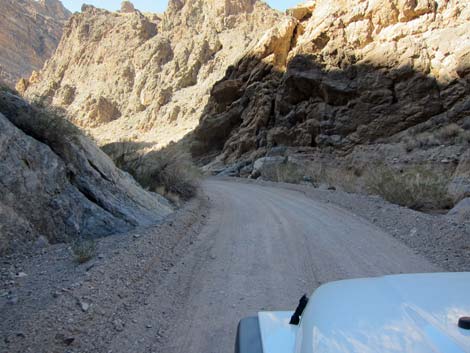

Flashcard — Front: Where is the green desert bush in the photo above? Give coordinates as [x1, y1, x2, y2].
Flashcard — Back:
[367, 165, 452, 210]
[71, 239, 96, 264]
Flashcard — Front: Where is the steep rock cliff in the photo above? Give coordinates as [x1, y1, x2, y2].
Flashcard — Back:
[0, 0, 70, 87]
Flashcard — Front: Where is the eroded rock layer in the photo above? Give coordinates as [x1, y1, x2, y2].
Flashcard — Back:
[0, 91, 172, 255]
[0, 0, 70, 87]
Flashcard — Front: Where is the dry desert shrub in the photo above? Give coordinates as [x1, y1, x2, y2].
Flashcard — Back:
[402, 123, 469, 152]
[260, 159, 304, 184]
[71, 239, 96, 264]
[274, 162, 304, 183]
[139, 145, 201, 201]
[437, 123, 462, 140]
[367, 165, 452, 210]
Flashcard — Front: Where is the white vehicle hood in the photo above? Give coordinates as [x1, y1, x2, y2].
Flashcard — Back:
[259, 272, 470, 353]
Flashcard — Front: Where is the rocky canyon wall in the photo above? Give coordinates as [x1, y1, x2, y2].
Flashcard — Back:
[191, 0, 470, 209]
[0, 90, 172, 255]
[0, 0, 70, 87]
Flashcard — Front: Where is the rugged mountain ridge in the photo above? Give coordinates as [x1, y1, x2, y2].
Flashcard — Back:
[22, 0, 281, 163]
[0, 90, 172, 255]
[191, 0, 470, 208]
[0, 0, 70, 87]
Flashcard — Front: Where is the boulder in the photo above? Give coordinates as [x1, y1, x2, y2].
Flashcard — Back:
[252, 156, 286, 176]
[448, 198, 470, 223]
[211, 79, 243, 105]
[286, 1, 315, 21]
[85, 97, 121, 127]
[120, 1, 135, 13]
[448, 150, 470, 203]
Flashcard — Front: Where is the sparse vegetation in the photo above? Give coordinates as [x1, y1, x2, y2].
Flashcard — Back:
[402, 123, 470, 152]
[71, 239, 96, 264]
[318, 165, 360, 193]
[273, 162, 304, 183]
[437, 123, 462, 140]
[35, 106, 82, 138]
[0, 89, 82, 142]
[138, 144, 201, 201]
[367, 165, 452, 210]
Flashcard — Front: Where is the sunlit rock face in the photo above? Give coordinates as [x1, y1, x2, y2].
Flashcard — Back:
[191, 0, 470, 205]
[23, 0, 281, 154]
[0, 0, 70, 87]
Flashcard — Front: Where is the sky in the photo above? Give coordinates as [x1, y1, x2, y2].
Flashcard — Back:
[61, 0, 301, 13]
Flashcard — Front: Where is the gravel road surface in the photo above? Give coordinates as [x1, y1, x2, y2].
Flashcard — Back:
[162, 179, 439, 353]
[0, 179, 443, 353]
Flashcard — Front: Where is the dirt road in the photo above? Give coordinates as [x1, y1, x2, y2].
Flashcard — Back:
[0, 178, 445, 353]
[159, 179, 439, 353]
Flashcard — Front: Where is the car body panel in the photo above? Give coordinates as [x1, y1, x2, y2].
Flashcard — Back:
[296, 272, 470, 353]
[251, 272, 470, 353]
[236, 316, 264, 353]
[258, 311, 297, 353]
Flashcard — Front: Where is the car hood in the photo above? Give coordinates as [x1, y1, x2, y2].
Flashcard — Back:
[292, 272, 470, 353]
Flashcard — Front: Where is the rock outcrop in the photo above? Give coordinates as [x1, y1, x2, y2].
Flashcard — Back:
[0, 0, 70, 87]
[0, 90, 172, 255]
[191, 0, 470, 207]
[22, 0, 281, 162]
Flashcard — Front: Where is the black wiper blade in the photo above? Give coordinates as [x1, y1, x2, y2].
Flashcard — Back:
[289, 294, 309, 325]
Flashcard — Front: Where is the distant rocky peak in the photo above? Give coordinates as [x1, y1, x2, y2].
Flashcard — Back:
[36, 0, 71, 20]
[166, 0, 259, 17]
[120, 1, 135, 13]
[162, 0, 261, 31]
